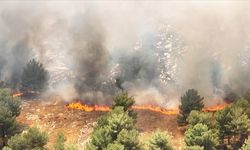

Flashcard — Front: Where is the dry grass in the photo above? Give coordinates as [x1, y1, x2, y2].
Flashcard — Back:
[17, 96, 185, 149]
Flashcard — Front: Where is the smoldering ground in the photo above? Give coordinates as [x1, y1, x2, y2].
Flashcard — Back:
[1, 1, 250, 107]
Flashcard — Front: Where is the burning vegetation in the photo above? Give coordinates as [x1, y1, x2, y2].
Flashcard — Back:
[1, 1, 250, 150]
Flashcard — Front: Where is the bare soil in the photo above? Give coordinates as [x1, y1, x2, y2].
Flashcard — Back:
[17, 96, 185, 149]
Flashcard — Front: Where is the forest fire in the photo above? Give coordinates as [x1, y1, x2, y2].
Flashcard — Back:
[202, 103, 230, 112]
[12, 92, 24, 98]
[66, 101, 230, 115]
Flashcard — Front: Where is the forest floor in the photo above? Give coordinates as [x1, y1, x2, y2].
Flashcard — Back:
[17, 95, 185, 149]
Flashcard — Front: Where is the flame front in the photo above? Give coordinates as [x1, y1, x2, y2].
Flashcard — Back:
[12, 92, 24, 98]
[202, 103, 230, 112]
[66, 102, 230, 115]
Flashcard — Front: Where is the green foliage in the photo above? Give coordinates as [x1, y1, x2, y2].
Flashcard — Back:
[0, 89, 21, 147]
[112, 92, 134, 111]
[53, 132, 78, 150]
[54, 132, 66, 150]
[7, 127, 48, 150]
[116, 129, 141, 150]
[112, 92, 137, 119]
[107, 143, 124, 150]
[87, 107, 136, 149]
[0, 89, 21, 116]
[216, 104, 250, 149]
[241, 137, 250, 150]
[184, 123, 219, 150]
[187, 111, 214, 129]
[185, 145, 204, 150]
[148, 130, 173, 150]
[86, 94, 141, 150]
[177, 89, 204, 126]
[216, 106, 233, 142]
[21, 59, 49, 92]
[233, 98, 250, 118]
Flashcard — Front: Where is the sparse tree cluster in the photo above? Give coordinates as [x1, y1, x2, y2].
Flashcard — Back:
[180, 89, 250, 150]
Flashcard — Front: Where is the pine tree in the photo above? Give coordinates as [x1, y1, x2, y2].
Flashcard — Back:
[86, 92, 142, 150]
[112, 92, 137, 120]
[229, 107, 250, 149]
[184, 123, 219, 150]
[21, 59, 49, 92]
[187, 110, 214, 128]
[115, 129, 141, 150]
[0, 89, 21, 148]
[148, 130, 173, 150]
[7, 127, 48, 150]
[177, 89, 204, 126]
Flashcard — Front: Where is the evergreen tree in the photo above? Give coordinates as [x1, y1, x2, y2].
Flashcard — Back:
[187, 111, 214, 129]
[7, 127, 48, 150]
[86, 92, 141, 150]
[216, 105, 250, 149]
[112, 92, 137, 119]
[0, 89, 21, 148]
[148, 130, 173, 150]
[184, 123, 219, 150]
[229, 107, 250, 149]
[115, 129, 141, 150]
[21, 59, 49, 92]
[177, 89, 204, 126]
[216, 106, 233, 146]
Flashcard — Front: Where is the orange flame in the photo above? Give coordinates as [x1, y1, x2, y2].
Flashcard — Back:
[132, 105, 179, 115]
[12, 92, 24, 98]
[202, 103, 230, 112]
[66, 102, 229, 115]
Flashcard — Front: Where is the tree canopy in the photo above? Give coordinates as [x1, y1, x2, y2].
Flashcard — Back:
[177, 89, 204, 126]
[21, 59, 49, 92]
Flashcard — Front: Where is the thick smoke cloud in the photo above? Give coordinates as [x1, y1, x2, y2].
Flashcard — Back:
[1, 1, 250, 107]
[69, 10, 111, 103]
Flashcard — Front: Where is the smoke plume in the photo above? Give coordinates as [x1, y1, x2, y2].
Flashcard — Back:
[1, 1, 250, 107]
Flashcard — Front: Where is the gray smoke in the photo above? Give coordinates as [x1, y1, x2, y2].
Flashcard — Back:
[1, 1, 250, 107]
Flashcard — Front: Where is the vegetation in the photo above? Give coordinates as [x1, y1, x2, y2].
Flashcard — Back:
[112, 92, 137, 119]
[184, 123, 219, 150]
[241, 137, 250, 150]
[0, 89, 21, 148]
[86, 92, 141, 150]
[6, 127, 48, 150]
[148, 130, 173, 150]
[21, 59, 49, 92]
[54, 132, 78, 150]
[187, 111, 214, 128]
[177, 89, 204, 126]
